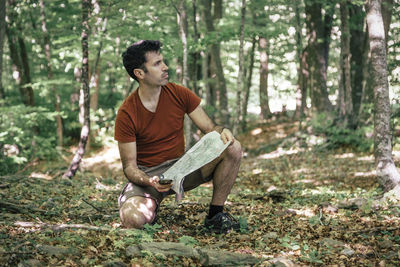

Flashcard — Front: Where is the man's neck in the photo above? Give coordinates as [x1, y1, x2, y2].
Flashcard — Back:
[137, 83, 162, 102]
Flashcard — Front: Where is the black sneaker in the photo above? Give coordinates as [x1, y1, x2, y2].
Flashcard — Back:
[204, 212, 241, 233]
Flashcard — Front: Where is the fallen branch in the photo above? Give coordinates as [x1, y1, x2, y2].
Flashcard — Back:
[0, 200, 47, 214]
[12, 221, 113, 232]
[126, 242, 260, 266]
[82, 198, 103, 212]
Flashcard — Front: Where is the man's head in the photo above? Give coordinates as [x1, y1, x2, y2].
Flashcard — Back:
[122, 40, 162, 81]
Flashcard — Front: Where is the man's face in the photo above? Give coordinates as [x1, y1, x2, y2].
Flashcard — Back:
[140, 51, 169, 87]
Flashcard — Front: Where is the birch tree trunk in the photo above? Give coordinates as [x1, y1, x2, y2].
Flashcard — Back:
[63, 0, 91, 179]
[39, 0, 63, 147]
[233, 0, 246, 135]
[366, 0, 400, 193]
[0, 0, 5, 100]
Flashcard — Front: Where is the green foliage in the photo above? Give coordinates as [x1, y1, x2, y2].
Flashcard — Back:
[178, 235, 198, 247]
[310, 113, 373, 152]
[0, 105, 59, 175]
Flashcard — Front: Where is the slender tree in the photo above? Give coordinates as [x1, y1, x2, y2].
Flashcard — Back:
[63, 0, 91, 179]
[201, 0, 229, 126]
[349, 3, 366, 124]
[366, 0, 400, 193]
[293, 0, 305, 120]
[0, 0, 5, 100]
[6, 0, 34, 106]
[241, 36, 256, 132]
[233, 0, 246, 134]
[174, 0, 193, 148]
[338, 0, 353, 127]
[259, 36, 271, 120]
[304, 0, 333, 113]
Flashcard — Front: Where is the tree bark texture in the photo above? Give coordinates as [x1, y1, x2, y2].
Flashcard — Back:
[39, 0, 63, 147]
[293, 0, 305, 120]
[304, 0, 332, 113]
[366, 0, 400, 191]
[176, 0, 193, 148]
[190, 0, 200, 97]
[233, 0, 246, 135]
[339, 1, 353, 127]
[63, 0, 91, 179]
[241, 37, 256, 132]
[349, 3, 366, 124]
[201, 0, 229, 126]
[0, 0, 5, 100]
[259, 37, 271, 120]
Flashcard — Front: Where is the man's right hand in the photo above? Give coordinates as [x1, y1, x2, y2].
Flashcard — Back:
[149, 176, 173, 192]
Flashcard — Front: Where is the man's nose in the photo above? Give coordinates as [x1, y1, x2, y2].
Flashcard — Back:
[163, 62, 168, 71]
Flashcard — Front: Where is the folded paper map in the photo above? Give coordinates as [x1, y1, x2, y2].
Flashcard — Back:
[160, 131, 230, 202]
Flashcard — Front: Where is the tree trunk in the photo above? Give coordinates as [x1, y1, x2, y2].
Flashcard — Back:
[241, 37, 256, 132]
[366, 0, 400, 192]
[5, 0, 34, 106]
[338, 0, 353, 127]
[201, 0, 229, 126]
[233, 0, 246, 135]
[39, 0, 63, 147]
[349, 3, 366, 125]
[259, 37, 271, 120]
[304, 0, 332, 113]
[190, 0, 200, 97]
[293, 0, 304, 120]
[63, 0, 91, 179]
[175, 0, 193, 149]
[0, 0, 5, 100]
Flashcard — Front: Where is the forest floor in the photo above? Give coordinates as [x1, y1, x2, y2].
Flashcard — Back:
[1, 119, 400, 266]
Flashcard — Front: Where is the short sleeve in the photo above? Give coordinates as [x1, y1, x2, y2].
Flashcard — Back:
[114, 109, 136, 143]
[173, 83, 201, 114]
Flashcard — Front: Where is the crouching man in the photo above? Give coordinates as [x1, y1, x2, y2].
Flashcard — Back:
[115, 40, 242, 233]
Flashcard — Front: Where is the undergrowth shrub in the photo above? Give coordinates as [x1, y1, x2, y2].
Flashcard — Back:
[310, 113, 373, 152]
[0, 105, 59, 175]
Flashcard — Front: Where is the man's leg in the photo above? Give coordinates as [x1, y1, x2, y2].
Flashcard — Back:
[200, 139, 242, 204]
[120, 196, 157, 229]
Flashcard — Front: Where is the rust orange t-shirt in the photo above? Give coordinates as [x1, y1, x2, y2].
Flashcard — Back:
[114, 82, 201, 167]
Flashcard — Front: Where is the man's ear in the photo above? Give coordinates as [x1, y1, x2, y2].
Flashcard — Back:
[134, 69, 144, 79]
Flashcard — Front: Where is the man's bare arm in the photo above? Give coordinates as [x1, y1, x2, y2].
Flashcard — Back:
[188, 105, 235, 145]
[118, 142, 172, 192]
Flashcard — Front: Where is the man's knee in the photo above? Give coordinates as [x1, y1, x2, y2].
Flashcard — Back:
[120, 197, 157, 229]
[225, 140, 242, 161]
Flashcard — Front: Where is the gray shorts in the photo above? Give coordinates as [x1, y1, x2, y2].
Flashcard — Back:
[118, 158, 213, 208]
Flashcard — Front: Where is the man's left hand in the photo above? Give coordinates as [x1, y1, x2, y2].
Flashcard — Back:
[220, 128, 235, 146]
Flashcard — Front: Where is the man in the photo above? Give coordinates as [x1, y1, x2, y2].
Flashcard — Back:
[115, 40, 242, 233]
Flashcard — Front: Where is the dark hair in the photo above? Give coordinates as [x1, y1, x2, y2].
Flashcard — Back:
[122, 40, 162, 81]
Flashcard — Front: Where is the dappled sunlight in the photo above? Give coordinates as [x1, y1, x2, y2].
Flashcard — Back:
[81, 144, 121, 170]
[257, 148, 300, 159]
[286, 208, 315, 217]
[29, 172, 53, 180]
[334, 153, 354, 159]
[251, 128, 262, 136]
[354, 170, 376, 177]
[357, 155, 374, 161]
